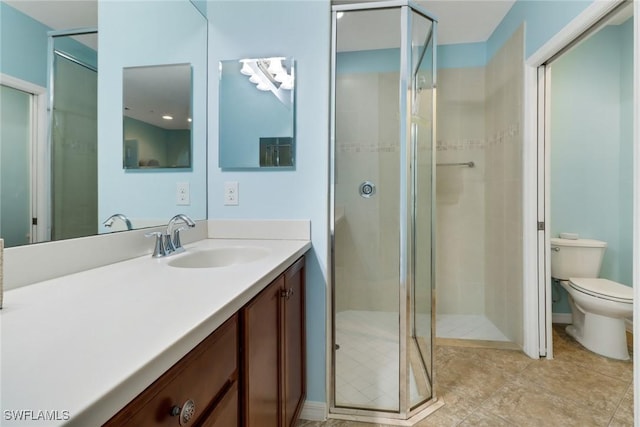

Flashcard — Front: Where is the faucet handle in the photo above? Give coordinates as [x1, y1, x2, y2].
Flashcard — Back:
[145, 231, 168, 258]
[172, 226, 188, 254]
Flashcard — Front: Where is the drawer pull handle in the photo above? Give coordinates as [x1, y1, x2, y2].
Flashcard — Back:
[170, 399, 196, 425]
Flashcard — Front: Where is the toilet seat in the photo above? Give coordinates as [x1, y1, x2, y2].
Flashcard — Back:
[568, 278, 633, 303]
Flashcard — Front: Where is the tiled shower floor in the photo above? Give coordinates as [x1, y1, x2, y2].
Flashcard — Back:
[436, 314, 509, 341]
[334, 311, 426, 410]
[334, 311, 510, 410]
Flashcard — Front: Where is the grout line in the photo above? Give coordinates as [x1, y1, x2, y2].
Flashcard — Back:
[606, 380, 633, 427]
[453, 379, 515, 426]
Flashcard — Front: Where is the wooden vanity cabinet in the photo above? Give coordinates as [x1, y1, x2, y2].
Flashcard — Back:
[242, 256, 306, 427]
[103, 314, 239, 427]
[102, 255, 306, 427]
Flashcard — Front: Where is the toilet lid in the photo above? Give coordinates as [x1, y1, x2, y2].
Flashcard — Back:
[568, 278, 633, 303]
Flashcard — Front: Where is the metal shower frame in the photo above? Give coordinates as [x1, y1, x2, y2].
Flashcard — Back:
[329, 0, 440, 423]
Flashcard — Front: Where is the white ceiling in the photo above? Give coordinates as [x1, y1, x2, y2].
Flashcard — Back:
[418, 0, 516, 45]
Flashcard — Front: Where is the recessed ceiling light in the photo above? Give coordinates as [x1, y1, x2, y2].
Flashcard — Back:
[162, 115, 173, 120]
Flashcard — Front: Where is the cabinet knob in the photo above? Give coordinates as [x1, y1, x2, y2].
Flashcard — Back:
[280, 288, 294, 300]
[170, 399, 196, 425]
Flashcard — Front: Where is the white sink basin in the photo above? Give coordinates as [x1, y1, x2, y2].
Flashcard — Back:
[168, 246, 270, 269]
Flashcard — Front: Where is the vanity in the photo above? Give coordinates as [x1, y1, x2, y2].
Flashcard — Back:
[1, 231, 310, 427]
[2, 1, 310, 425]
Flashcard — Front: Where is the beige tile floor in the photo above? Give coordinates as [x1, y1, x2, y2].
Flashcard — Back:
[299, 325, 634, 426]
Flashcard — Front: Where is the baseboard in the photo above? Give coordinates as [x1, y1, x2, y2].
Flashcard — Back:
[552, 313, 572, 324]
[299, 401, 327, 421]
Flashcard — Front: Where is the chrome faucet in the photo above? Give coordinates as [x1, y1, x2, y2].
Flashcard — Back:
[166, 214, 196, 254]
[103, 213, 133, 231]
[145, 214, 196, 258]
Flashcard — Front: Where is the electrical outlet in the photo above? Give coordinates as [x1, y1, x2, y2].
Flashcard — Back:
[176, 182, 190, 205]
[224, 181, 239, 206]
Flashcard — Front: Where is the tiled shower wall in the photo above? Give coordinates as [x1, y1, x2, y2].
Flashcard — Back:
[334, 73, 401, 313]
[436, 26, 524, 345]
[335, 27, 524, 347]
[484, 26, 524, 345]
[435, 66, 486, 315]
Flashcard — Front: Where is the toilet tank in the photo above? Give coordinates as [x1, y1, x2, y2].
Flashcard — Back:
[550, 238, 607, 280]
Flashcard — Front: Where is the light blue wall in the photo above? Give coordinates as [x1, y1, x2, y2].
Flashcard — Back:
[439, 42, 486, 69]
[0, 2, 49, 87]
[208, 0, 330, 403]
[336, 43, 486, 73]
[488, 0, 592, 60]
[98, 0, 207, 229]
[550, 20, 633, 314]
[439, 0, 594, 71]
[0, 2, 97, 86]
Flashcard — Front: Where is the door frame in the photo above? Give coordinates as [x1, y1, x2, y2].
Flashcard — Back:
[0, 73, 49, 243]
[523, 2, 638, 420]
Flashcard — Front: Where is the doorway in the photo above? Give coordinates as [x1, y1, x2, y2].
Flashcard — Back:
[534, 1, 634, 358]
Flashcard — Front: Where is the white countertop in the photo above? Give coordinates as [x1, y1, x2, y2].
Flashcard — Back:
[0, 238, 310, 426]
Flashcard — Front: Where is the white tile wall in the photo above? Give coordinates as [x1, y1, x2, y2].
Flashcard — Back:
[435, 26, 525, 347]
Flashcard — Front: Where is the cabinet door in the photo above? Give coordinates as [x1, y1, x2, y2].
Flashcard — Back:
[282, 257, 305, 427]
[242, 276, 283, 427]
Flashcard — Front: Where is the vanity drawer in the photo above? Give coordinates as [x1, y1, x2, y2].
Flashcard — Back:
[104, 314, 238, 427]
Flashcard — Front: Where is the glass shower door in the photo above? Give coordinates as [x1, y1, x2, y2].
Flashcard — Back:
[50, 34, 98, 240]
[332, 2, 437, 419]
[333, 6, 402, 412]
[409, 9, 435, 409]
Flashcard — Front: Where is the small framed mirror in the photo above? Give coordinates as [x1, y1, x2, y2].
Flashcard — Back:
[123, 63, 192, 169]
[219, 57, 295, 169]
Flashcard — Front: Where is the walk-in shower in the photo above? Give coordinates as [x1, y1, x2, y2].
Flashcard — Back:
[330, 1, 440, 422]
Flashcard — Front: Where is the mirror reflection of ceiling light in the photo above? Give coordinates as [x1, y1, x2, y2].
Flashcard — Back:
[238, 57, 294, 93]
[240, 61, 254, 76]
[337, 11, 344, 19]
[256, 81, 270, 91]
[267, 57, 285, 75]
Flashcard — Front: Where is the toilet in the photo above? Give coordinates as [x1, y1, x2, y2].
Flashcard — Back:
[550, 237, 633, 360]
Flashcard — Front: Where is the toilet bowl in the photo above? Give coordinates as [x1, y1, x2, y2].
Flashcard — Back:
[551, 237, 633, 360]
[559, 278, 632, 360]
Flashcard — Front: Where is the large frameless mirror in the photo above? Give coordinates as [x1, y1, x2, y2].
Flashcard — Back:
[123, 64, 193, 169]
[0, 0, 207, 246]
[218, 56, 295, 169]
